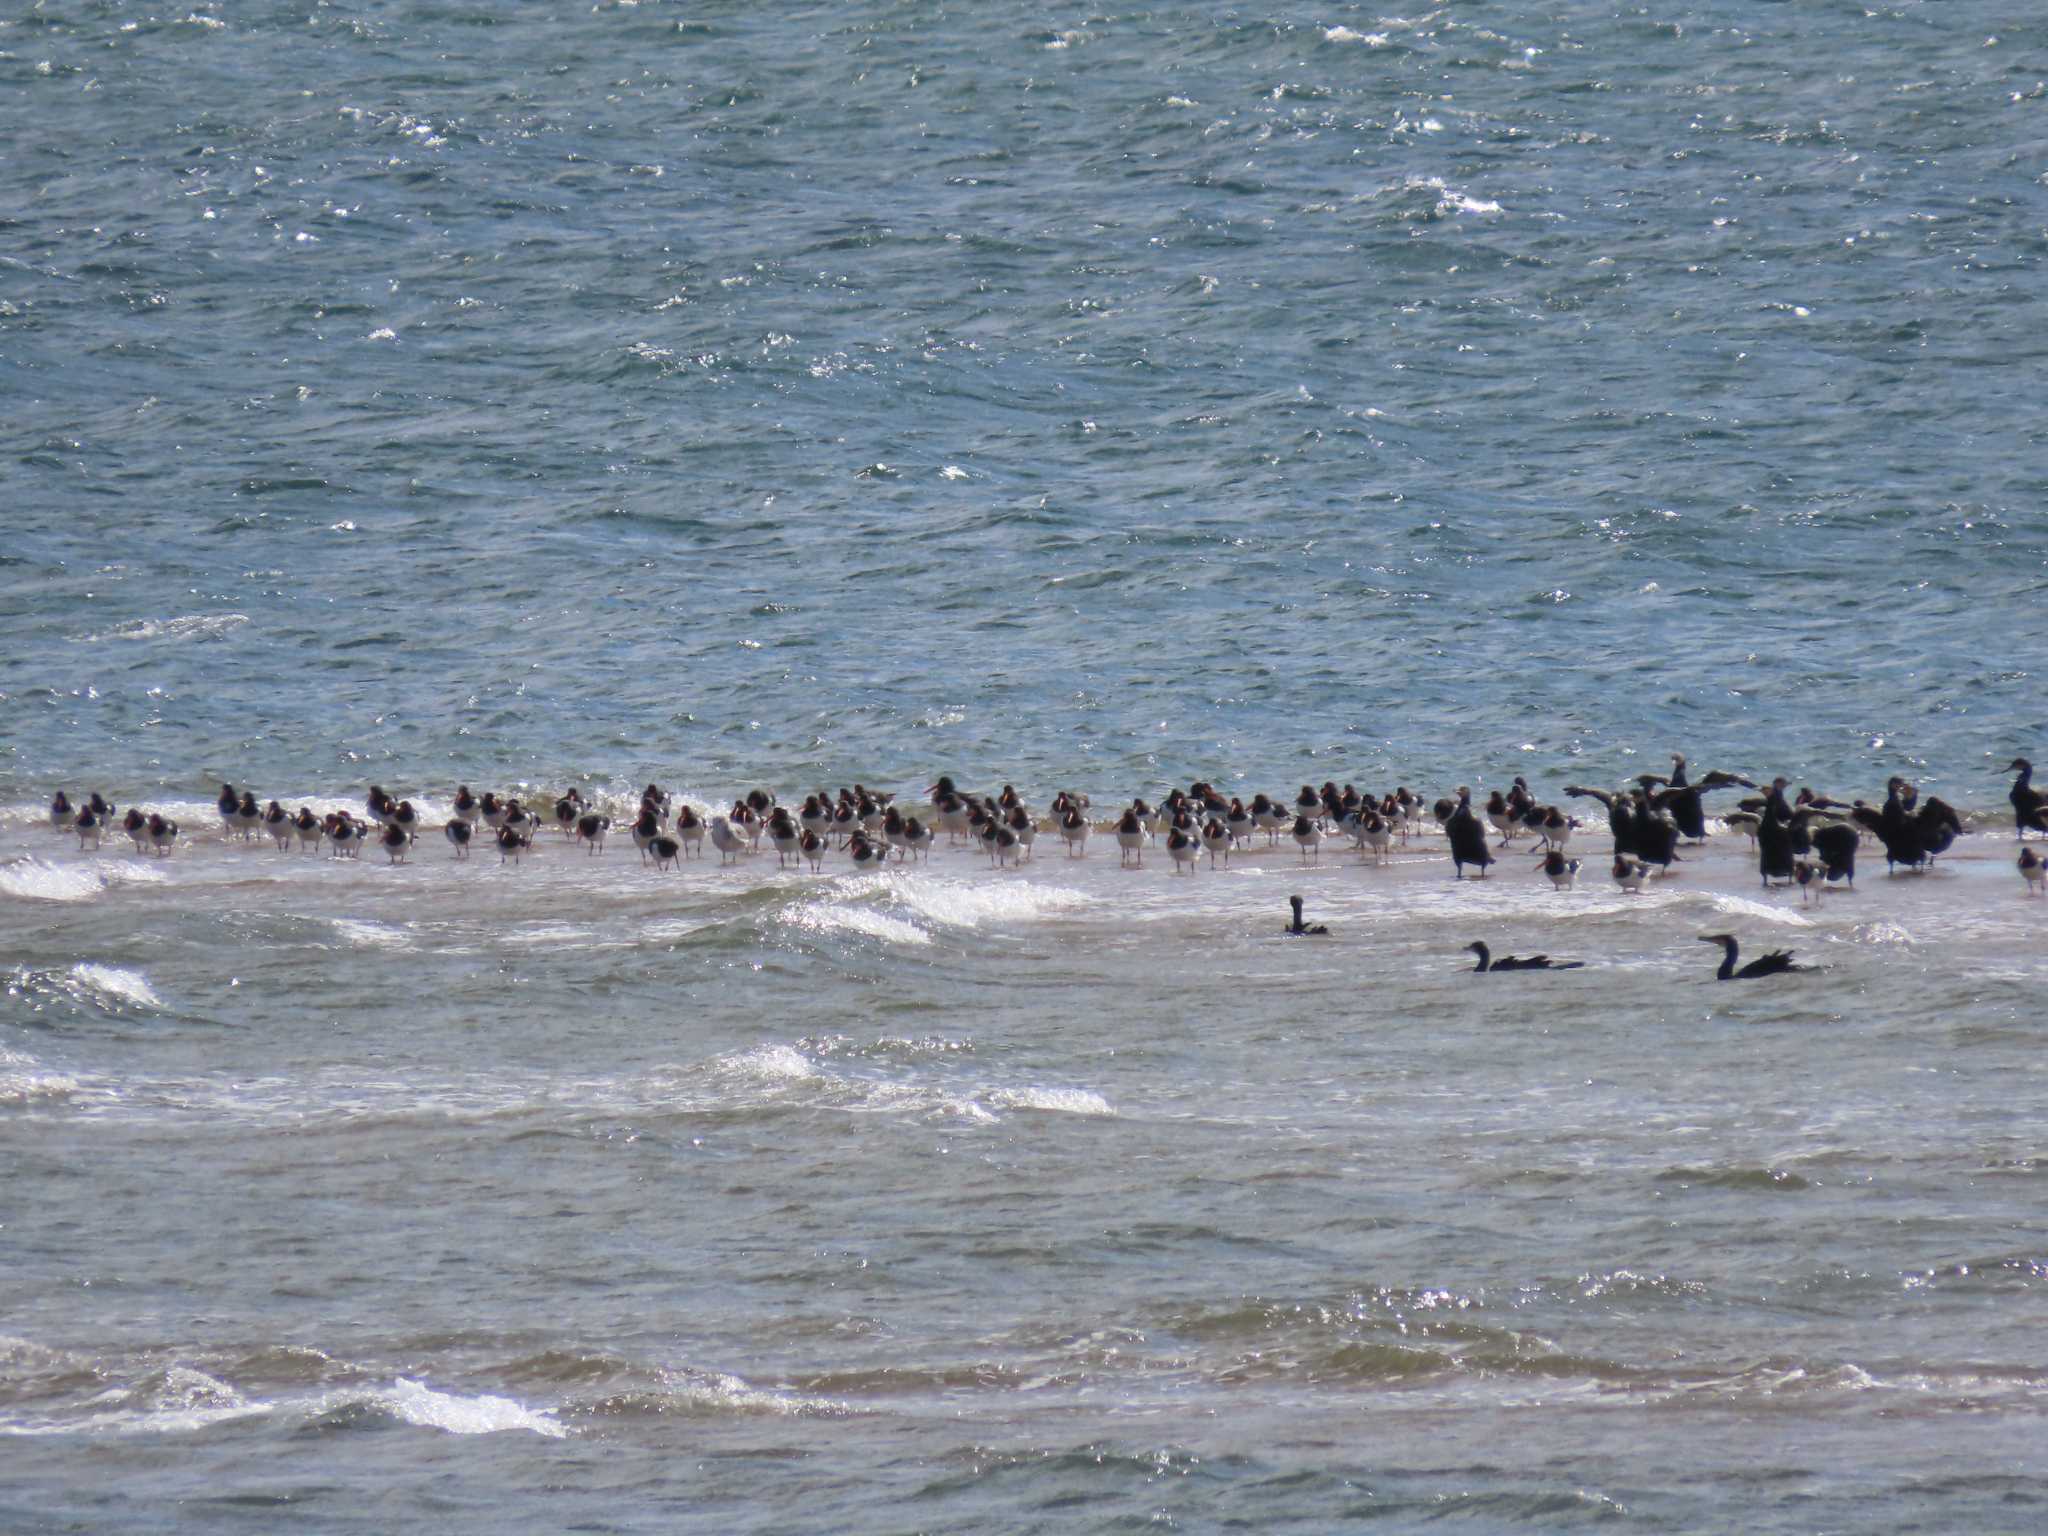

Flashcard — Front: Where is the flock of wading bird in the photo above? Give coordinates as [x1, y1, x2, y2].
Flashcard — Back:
[38, 755, 2048, 981]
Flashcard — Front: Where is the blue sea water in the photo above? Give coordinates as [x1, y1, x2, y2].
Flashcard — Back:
[5, 0, 2044, 798]
[5, 4, 2048, 1531]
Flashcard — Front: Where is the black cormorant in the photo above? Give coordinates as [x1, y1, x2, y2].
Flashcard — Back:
[1445, 788, 1494, 880]
[1285, 895, 1329, 935]
[1466, 942, 1582, 973]
[1563, 784, 1636, 857]
[2008, 759, 2048, 838]
[1698, 933, 1804, 979]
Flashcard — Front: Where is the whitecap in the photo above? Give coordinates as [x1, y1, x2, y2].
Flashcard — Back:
[886, 875, 1092, 931]
[785, 900, 932, 948]
[0, 859, 102, 903]
[715, 1043, 819, 1086]
[1702, 893, 1813, 927]
[376, 1377, 566, 1438]
[82, 613, 249, 644]
[328, 918, 412, 950]
[69, 963, 162, 1010]
[0, 1048, 78, 1106]
[657, 1367, 850, 1419]
[988, 1085, 1115, 1116]
[3, 1367, 271, 1437]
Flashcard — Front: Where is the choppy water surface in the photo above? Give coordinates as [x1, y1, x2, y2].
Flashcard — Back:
[5, 2, 2047, 1530]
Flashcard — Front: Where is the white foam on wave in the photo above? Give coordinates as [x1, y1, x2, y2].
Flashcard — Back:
[0, 1371, 564, 1440]
[0, 858, 103, 902]
[1702, 893, 1813, 928]
[657, 1367, 851, 1419]
[987, 1085, 1116, 1117]
[886, 874, 1092, 931]
[97, 856, 169, 888]
[1, 1366, 272, 1438]
[785, 899, 931, 948]
[1323, 25, 1390, 45]
[375, 1377, 566, 1437]
[79, 613, 249, 644]
[717, 1043, 820, 1086]
[328, 918, 412, 950]
[69, 963, 162, 1011]
[0, 1048, 79, 1106]
[983, 1081, 1114, 1122]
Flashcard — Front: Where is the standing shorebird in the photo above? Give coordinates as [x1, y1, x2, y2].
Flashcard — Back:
[1116, 808, 1146, 868]
[1611, 855, 1649, 894]
[710, 816, 747, 865]
[1538, 849, 1580, 890]
[1291, 815, 1322, 865]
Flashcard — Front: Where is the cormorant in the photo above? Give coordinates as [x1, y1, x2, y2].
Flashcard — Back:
[1640, 756, 1753, 841]
[1285, 895, 1329, 935]
[1630, 790, 1681, 873]
[1757, 796, 1796, 887]
[1563, 784, 1637, 857]
[2009, 759, 2048, 838]
[1466, 942, 1582, 973]
[1807, 817, 1858, 887]
[1698, 933, 1805, 979]
[1445, 788, 1494, 880]
[1850, 779, 1963, 873]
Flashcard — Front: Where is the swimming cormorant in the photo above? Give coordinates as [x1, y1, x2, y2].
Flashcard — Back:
[1286, 895, 1329, 935]
[1466, 941, 1581, 972]
[1698, 933, 1805, 979]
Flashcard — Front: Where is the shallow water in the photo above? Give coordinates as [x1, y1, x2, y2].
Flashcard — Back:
[5, 801, 2046, 1531]
[6, 1, 2048, 1529]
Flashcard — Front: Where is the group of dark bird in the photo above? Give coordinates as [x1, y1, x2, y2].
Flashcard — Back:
[39, 756, 2048, 985]
[1431, 753, 2005, 901]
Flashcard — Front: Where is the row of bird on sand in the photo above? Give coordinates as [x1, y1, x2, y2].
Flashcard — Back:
[36, 755, 2048, 896]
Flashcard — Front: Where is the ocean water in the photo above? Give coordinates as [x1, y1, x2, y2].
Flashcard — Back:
[4, 3, 2047, 1530]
